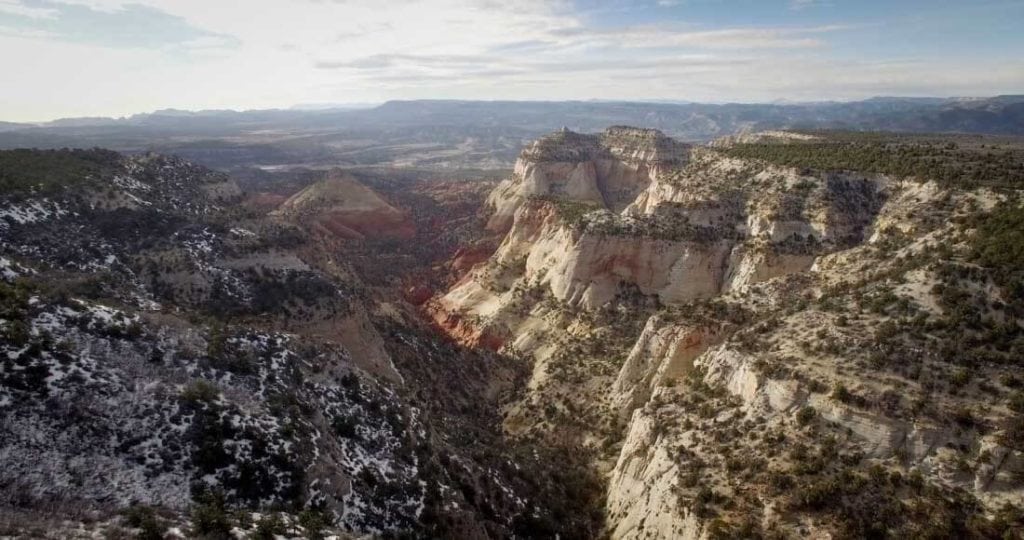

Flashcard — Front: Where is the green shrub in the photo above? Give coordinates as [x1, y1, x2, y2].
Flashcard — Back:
[206, 324, 227, 359]
[796, 406, 817, 426]
[253, 513, 286, 540]
[181, 380, 220, 403]
[190, 492, 232, 539]
[907, 469, 924, 491]
[121, 505, 167, 540]
[1009, 392, 1024, 413]
[831, 383, 851, 403]
[298, 509, 330, 539]
[949, 368, 971, 388]
[793, 476, 841, 510]
[2, 319, 30, 347]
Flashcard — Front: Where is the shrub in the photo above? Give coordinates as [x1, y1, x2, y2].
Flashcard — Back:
[796, 406, 817, 426]
[831, 383, 851, 403]
[1001, 374, 1023, 389]
[907, 469, 924, 491]
[298, 509, 330, 539]
[181, 380, 220, 403]
[1009, 392, 1024, 413]
[1000, 414, 1024, 451]
[949, 368, 971, 388]
[331, 414, 360, 439]
[253, 513, 287, 540]
[950, 406, 977, 428]
[206, 323, 227, 359]
[121, 505, 166, 540]
[793, 476, 841, 510]
[190, 492, 232, 539]
[2, 319, 30, 347]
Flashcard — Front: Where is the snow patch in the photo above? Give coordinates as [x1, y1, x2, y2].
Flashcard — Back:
[0, 199, 67, 228]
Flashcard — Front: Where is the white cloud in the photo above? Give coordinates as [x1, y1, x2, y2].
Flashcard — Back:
[789, 0, 830, 10]
[35, 0, 134, 11]
[0, 0, 58, 19]
[0, 24, 55, 38]
[573, 25, 835, 49]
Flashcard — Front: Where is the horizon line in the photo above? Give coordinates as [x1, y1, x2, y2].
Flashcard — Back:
[7, 93, 1023, 125]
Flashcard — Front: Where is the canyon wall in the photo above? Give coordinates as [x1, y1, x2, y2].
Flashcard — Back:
[433, 128, 1024, 538]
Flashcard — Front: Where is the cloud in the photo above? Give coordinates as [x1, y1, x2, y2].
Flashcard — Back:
[319, 51, 738, 76]
[0, 0, 237, 49]
[316, 21, 848, 84]
[789, 0, 829, 10]
[544, 23, 852, 50]
[0, 0, 57, 18]
[0, 23, 53, 37]
[317, 53, 497, 70]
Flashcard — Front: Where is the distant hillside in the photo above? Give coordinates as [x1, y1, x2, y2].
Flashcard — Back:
[1, 96, 1023, 171]
[0, 121, 26, 133]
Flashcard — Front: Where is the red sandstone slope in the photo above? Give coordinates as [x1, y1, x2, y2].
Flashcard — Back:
[273, 170, 415, 240]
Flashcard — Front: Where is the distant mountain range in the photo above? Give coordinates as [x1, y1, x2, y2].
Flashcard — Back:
[1, 96, 1022, 170]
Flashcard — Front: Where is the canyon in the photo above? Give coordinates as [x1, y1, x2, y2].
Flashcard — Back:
[1, 127, 1024, 539]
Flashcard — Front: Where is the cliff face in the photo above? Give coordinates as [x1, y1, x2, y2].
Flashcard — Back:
[439, 138, 886, 323]
[434, 129, 1024, 538]
[605, 179, 1018, 538]
[485, 127, 690, 232]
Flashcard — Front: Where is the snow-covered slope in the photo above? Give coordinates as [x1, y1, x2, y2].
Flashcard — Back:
[0, 149, 604, 539]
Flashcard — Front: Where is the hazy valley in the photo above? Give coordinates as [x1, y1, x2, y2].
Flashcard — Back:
[3, 97, 1024, 173]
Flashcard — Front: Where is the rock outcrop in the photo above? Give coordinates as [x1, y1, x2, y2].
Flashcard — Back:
[436, 132, 886, 334]
[485, 127, 690, 232]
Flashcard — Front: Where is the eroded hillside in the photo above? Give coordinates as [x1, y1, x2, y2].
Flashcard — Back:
[432, 128, 1024, 538]
[0, 150, 600, 539]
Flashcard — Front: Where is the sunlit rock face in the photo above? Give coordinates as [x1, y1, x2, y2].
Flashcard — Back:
[485, 127, 691, 233]
[443, 128, 886, 330]
[435, 128, 1024, 539]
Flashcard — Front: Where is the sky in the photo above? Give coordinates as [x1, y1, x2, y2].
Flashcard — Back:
[0, 0, 1022, 121]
